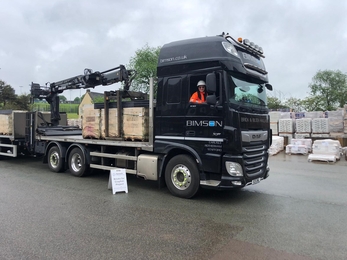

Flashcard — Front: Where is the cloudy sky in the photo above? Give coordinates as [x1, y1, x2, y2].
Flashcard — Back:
[1, 0, 347, 100]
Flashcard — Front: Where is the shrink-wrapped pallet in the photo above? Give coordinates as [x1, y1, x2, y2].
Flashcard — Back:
[269, 111, 281, 122]
[308, 139, 342, 162]
[280, 112, 292, 119]
[291, 138, 312, 152]
[269, 136, 284, 155]
[293, 112, 305, 119]
[295, 118, 312, 133]
[326, 111, 343, 133]
[286, 144, 309, 155]
[279, 119, 295, 133]
[279, 133, 293, 146]
[305, 111, 325, 119]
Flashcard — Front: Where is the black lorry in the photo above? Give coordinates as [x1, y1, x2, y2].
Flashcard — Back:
[0, 33, 272, 198]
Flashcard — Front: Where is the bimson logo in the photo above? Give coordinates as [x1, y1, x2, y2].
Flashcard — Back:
[186, 120, 223, 127]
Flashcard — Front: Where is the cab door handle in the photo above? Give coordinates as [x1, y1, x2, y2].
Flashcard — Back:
[186, 131, 195, 136]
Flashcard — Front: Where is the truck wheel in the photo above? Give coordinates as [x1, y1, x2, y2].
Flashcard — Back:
[47, 146, 65, 173]
[68, 148, 87, 177]
[165, 155, 200, 198]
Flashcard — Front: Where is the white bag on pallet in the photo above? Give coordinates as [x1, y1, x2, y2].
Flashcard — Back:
[308, 139, 341, 162]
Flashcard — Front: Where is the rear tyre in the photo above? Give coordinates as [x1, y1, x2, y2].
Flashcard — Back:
[68, 148, 87, 177]
[165, 155, 200, 199]
[47, 146, 65, 173]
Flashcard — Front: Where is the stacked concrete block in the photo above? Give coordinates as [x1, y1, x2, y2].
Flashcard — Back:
[269, 112, 280, 135]
[278, 118, 295, 145]
[295, 118, 312, 134]
[279, 119, 295, 133]
[294, 133, 311, 139]
[312, 118, 329, 134]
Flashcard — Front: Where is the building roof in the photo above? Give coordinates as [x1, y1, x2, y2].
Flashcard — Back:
[85, 89, 104, 102]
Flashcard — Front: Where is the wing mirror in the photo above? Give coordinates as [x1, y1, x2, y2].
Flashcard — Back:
[206, 73, 216, 93]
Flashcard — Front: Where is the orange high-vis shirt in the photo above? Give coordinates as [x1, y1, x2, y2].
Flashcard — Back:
[190, 91, 206, 103]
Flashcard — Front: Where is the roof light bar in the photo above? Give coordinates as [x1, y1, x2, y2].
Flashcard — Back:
[220, 33, 265, 57]
[242, 38, 263, 55]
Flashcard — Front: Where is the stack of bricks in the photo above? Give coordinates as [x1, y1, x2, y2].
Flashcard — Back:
[294, 118, 311, 139]
[278, 118, 295, 145]
[311, 118, 329, 137]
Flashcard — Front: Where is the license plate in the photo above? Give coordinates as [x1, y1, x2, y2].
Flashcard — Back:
[252, 178, 261, 185]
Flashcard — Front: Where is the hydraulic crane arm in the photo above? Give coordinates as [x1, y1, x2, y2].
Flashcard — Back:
[31, 65, 135, 126]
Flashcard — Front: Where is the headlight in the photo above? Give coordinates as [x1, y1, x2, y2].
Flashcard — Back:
[222, 42, 239, 57]
[225, 162, 243, 176]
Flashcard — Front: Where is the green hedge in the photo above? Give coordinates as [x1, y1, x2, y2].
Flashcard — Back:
[33, 103, 79, 114]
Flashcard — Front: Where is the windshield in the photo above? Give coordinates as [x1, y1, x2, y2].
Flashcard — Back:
[227, 75, 268, 106]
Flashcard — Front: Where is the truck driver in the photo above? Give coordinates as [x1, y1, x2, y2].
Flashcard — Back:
[190, 80, 207, 103]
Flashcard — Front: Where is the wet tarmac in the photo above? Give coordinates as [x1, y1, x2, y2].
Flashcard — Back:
[0, 152, 346, 260]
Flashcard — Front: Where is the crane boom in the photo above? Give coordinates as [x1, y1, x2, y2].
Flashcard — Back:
[31, 65, 134, 127]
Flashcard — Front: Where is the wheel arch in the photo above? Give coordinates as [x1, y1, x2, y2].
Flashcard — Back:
[157, 141, 203, 179]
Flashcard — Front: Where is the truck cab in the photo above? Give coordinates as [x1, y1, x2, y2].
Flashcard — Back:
[154, 33, 272, 197]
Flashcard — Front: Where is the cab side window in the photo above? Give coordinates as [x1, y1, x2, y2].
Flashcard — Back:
[166, 77, 181, 104]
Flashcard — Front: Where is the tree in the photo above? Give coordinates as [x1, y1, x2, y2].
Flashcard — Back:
[59, 95, 67, 103]
[13, 94, 31, 110]
[301, 96, 325, 112]
[283, 97, 304, 112]
[127, 44, 161, 93]
[308, 70, 347, 111]
[267, 96, 284, 110]
[74, 97, 81, 103]
[0, 80, 17, 107]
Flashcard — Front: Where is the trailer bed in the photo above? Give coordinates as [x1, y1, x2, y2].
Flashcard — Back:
[37, 134, 154, 151]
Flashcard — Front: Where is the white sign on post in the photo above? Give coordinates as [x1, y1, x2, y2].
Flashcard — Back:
[108, 168, 128, 194]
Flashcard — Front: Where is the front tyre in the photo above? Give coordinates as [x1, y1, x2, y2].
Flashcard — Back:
[68, 148, 88, 177]
[165, 155, 200, 198]
[47, 146, 65, 173]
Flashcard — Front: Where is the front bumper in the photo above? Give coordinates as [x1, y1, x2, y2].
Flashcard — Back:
[200, 154, 270, 189]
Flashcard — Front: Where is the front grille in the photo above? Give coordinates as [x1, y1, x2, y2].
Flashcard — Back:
[242, 144, 268, 178]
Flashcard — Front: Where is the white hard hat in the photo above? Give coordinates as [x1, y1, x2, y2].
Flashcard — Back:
[197, 80, 206, 87]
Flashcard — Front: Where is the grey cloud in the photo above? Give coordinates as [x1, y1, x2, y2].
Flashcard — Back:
[1, 0, 347, 100]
